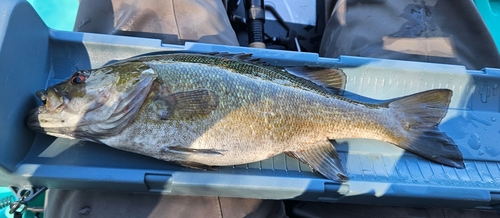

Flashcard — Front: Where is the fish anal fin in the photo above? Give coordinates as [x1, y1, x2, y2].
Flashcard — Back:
[286, 140, 348, 181]
[285, 66, 347, 95]
[152, 89, 219, 120]
[388, 89, 464, 168]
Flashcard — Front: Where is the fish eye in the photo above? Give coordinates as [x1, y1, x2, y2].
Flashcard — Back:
[70, 72, 87, 85]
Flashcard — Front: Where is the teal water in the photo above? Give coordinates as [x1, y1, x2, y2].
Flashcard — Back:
[491, 0, 500, 15]
[27, 0, 79, 31]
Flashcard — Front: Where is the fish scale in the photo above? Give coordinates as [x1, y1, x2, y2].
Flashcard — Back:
[28, 53, 464, 181]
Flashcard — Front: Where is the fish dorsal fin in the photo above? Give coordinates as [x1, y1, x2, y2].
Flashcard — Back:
[207, 53, 347, 95]
[205, 52, 265, 64]
[285, 66, 347, 95]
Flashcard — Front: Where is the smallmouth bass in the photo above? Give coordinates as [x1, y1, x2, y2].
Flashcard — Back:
[27, 53, 464, 181]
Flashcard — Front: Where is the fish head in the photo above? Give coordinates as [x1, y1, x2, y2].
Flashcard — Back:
[27, 62, 157, 141]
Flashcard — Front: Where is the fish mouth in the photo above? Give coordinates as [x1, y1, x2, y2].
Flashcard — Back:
[26, 104, 79, 139]
[26, 88, 68, 133]
[44, 88, 67, 112]
[36, 89, 47, 104]
[26, 106, 55, 134]
[26, 106, 44, 132]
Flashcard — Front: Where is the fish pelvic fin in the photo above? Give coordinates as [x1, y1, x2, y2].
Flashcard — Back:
[170, 161, 217, 171]
[286, 140, 348, 181]
[389, 89, 464, 168]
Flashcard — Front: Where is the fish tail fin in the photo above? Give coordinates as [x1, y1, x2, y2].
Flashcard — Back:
[388, 89, 464, 168]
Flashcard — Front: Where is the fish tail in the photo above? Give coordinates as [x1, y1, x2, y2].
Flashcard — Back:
[388, 89, 464, 168]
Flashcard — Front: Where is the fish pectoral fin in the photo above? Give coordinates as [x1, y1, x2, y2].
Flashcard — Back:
[171, 161, 217, 171]
[286, 140, 348, 181]
[163, 146, 225, 156]
[285, 66, 346, 95]
[155, 90, 219, 120]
